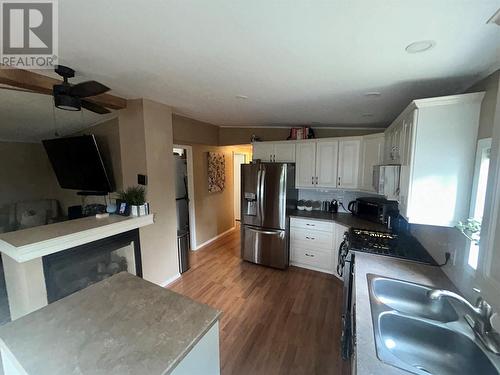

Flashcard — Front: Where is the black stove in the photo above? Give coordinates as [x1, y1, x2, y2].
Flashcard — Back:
[347, 228, 436, 265]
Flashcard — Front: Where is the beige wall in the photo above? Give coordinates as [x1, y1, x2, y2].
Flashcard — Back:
[0, 141, 60, 230]
[218, 126, 383, 145]
[173, 114, 219, 145]
[119, 99, 178, 285]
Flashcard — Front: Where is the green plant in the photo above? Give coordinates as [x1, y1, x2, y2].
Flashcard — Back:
[456, 218, 481, 245]
[118, 186, 146, 206]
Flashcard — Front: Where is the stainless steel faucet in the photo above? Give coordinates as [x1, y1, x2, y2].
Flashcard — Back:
[428, 289, 500, 354]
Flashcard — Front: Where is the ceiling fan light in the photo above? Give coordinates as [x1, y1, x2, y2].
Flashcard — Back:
[54, 94, 81, 111]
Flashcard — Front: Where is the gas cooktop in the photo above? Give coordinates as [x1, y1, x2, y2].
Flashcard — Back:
[347, 228, 437, 265]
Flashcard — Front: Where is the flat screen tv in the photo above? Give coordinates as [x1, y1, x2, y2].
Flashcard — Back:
[42, 135, 114, 193]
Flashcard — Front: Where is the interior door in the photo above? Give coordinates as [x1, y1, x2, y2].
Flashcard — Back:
[295, 142, 316, 188]
[316, 140, 339, 188]
[338, 140, 360, 189]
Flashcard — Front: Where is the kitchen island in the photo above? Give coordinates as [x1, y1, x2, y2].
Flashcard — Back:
[0, 272, 221, 375]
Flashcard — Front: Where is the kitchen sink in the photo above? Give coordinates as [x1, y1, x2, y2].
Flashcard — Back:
[371, 276, 458, 322]
[367, 274, 500, 375]
[379, 312, 498, 375]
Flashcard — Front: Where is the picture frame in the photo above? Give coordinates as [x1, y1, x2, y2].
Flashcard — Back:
[115, 199, 130, 216]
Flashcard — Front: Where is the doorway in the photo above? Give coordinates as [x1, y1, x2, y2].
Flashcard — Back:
[233, 153, 247, 223]
[173, 145, 196, 269]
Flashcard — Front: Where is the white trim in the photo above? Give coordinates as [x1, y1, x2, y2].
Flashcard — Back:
[233, 152, 246, 223]
[192, 226, 236, 251]
[0, 214, 154, 263]
[173, 144, 197, 251]
[217, 125, 387, 130]
[160, 272, 182, 287]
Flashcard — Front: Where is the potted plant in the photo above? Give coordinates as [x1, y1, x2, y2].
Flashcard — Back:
[118, 186, 148, 217]
[456, 218, 481, 245]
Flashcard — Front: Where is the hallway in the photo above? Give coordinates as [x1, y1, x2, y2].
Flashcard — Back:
[168, 228, 348, 375]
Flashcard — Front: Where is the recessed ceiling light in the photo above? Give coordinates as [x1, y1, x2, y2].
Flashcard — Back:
[236, 95, 248, 99]
[364, 92, 381, 97]
[405, 40, 435, 53]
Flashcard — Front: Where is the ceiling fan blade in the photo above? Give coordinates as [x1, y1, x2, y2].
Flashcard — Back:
[81, 99, 111, 114]
[69, 80, 110, 98]
[0, 84, 48, 95]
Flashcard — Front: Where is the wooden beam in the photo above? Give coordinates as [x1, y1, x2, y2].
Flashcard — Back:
[0, 67, 127, 110]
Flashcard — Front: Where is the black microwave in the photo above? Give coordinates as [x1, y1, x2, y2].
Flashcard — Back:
[347, 197, 399, 225]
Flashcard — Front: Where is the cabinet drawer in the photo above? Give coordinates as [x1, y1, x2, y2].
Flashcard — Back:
[290, 246, 333, 273]
[290, 217, 334, 232]
[291, 228, 333, 251]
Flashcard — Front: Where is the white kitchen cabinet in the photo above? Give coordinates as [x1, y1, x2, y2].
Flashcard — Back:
[316, 140, 339, 188]
[295, 142, 317, 187]
[273, 142, 295, 162]
[338, 139, 361, 189]
[389, 92, 484, 226]
[360, 133, 385, 192]
[252, 142, 274, 162]
[252, 142, 295, 162]
[290, 217, 346, 279]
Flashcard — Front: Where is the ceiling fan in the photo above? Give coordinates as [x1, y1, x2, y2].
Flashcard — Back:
[52, 65, 111, 114]
[0, 65, 112, 115]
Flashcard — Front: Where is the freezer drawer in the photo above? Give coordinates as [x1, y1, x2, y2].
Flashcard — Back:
[241, 225, 288, 269]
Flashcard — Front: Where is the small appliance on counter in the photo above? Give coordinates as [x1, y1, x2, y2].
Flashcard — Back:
[348, 197, 398, 226]
[330, 199, 338, 213]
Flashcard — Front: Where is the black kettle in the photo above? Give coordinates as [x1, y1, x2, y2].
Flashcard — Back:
[330, 200, 338, 213]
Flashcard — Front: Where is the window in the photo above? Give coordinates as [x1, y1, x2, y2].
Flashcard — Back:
[467, 138, 492, 270]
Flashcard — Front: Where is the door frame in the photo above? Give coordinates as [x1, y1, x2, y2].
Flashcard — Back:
[173, 144, 197, 251]
[233, 152, 247, 224]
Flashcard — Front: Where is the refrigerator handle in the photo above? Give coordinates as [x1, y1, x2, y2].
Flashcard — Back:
[259, 167, 266, 224]
[256, 168, 262, 219]
[247, 227, 284, 236]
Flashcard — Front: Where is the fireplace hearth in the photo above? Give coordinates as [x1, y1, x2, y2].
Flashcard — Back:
[43, 229, 142, 303]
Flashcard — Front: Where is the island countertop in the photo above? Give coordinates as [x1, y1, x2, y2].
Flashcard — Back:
[0, 272, 221, 375]
[0, 214, 154, 262]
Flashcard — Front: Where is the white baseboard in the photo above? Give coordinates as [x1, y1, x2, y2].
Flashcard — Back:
[192, 226, 236, 251]
[160, 273, 181, 287]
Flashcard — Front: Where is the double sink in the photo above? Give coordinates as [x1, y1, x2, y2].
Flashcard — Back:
[368, 274, 500, 375]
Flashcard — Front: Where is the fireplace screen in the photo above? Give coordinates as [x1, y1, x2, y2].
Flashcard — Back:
[43, 230, 142, 303]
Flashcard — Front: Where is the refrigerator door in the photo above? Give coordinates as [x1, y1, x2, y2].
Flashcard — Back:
[241, 225, 288, 269]
[241, 163, 262, 227]
[260, 163, 287, 230]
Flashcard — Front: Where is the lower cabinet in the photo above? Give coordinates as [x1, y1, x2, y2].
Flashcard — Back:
[290, 217, 347, 279]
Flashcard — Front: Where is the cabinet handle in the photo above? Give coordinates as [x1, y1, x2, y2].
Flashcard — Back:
[315, 176, 318, 184]
[305, 236, 315, 240]
[311, 176, 314, 185]
[338, 177, 341, 186]
[305, 253, 315, 257]
[270, 154, 273, 161]
[306, 223, 315, 226]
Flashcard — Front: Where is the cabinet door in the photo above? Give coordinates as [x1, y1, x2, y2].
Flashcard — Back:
[252, 143, 274, 162]
[274, 143, 295, 162]
[295, 142, 316, 188]
[316, 140, 339, 188]
[338, 139, 361, 189]
[398, 110, 416, 218]
[360, 134, 384, 191]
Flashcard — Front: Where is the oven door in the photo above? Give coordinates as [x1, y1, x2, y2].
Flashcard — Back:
[340, 252, 355, 360]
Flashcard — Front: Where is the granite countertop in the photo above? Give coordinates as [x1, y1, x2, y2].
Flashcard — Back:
[0, 272, 221, 375]
[288, 210, 388, 231]
[354, 252, 456, 375]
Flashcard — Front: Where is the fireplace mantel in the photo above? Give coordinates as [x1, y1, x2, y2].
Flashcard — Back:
[0, 214, 154, 263]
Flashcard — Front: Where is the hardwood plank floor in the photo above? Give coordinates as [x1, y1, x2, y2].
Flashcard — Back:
[169, 226, 349, 375]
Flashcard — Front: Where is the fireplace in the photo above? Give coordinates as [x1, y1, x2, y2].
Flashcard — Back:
[42, 229, 142, 303]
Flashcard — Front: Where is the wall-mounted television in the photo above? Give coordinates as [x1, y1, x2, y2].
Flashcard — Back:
[42, 135, 114, 193]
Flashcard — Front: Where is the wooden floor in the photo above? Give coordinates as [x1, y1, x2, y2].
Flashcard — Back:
[169, 226, 349, 375]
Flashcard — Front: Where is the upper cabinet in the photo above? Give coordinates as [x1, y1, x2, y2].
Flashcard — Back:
[360, 133, 385, 192]
[252, 142, 295, 162]
[295, 138, 361, 189]
[390, 92, 485, 227]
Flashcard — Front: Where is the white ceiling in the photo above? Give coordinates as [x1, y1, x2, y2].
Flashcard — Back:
[1, 0, 500, 141]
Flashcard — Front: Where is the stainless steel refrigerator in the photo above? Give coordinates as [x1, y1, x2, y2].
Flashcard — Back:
[241, 162, 297, 269]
